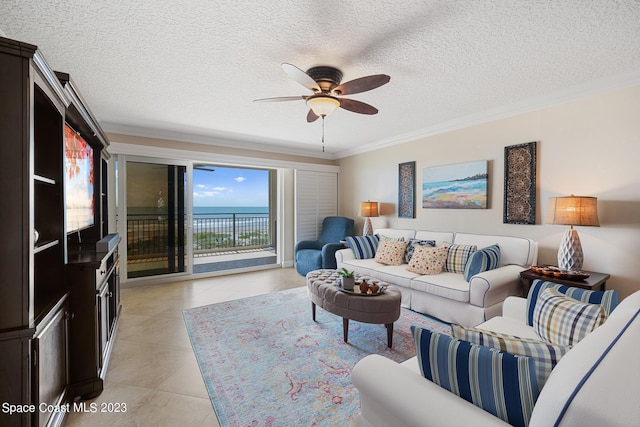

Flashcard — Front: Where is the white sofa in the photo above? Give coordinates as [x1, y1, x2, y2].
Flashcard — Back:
[352, 289, 640, 427]
[336, 229, 538, 326]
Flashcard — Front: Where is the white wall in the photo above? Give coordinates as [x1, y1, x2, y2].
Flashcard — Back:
[338, 85, 640, 299]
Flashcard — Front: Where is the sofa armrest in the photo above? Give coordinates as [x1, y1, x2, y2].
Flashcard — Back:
[468, 264, 525, 308]
[352, 355, 510, 427]
[335, 247, 355, 267]
[321, 243, 343, 269]
[502, 296, 528, 322]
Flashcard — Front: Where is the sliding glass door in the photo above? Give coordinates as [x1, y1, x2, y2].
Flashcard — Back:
[125, 160, 187, 279]
[192, 164, 278, 273]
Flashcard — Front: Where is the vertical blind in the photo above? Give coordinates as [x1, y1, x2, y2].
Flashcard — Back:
[294, 170, 338, 241]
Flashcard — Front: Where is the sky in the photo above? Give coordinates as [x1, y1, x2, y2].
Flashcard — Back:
[423, 160, 487, 183]
[193, 165, 269, 207]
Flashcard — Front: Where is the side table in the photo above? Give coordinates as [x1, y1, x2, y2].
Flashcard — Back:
[519, 269, 610, 296]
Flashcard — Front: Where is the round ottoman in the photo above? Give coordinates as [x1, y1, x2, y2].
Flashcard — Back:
[306, 269, 402, 348]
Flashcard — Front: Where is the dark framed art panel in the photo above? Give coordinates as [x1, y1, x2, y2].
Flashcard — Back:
[398, 161, 415, 218]
[504, 141, 537, 224]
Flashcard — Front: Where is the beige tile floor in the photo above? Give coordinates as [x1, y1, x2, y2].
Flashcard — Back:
[63, 267, 305, 427]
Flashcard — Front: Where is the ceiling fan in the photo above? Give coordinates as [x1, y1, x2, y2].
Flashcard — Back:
[255, 63, 390, 123]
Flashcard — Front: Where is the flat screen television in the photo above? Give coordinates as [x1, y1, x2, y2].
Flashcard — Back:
[64, 123, 95, 234]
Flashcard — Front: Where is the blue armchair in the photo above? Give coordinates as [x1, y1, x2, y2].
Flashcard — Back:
[294, 216, 355, 276]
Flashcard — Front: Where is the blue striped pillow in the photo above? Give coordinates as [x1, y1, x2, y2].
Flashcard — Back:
[451, 324, 571, 388]
[346, 235, 379, 259]
[526, 279, 619, 326]
[463, 244, 501, 282]
[412, 326, 540, 427]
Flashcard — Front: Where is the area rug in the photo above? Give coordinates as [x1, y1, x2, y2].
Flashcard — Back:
[183, 286, 450, 427]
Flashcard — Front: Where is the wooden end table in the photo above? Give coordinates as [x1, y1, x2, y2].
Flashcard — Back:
[519, 268, 610, 296]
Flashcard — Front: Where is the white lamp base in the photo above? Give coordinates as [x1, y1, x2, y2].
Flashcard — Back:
[557, 227, 584, 271]
[363, 217, 373, 236]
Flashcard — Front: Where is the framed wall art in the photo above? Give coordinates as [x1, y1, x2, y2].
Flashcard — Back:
[504, 141, 537, 224]
[422, 160, 488, 209]
[398, 161, 415, 218]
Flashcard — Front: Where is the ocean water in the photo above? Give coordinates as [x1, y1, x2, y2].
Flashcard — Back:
[128, 206, 268, 218]
[422, 178, 487, 208]
[193, 206, 269, 218]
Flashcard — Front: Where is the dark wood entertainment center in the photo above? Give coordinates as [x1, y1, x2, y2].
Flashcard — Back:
[0, 36, 121, 426]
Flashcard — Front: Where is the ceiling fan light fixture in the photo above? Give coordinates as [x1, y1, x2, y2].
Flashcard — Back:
[306, 95, 340, 117]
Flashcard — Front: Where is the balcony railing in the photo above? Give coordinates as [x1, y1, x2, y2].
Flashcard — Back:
[126, 211, 270, 258]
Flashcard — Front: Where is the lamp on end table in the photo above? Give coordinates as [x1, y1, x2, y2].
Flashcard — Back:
[546, 195, 599, 271]
[359, 201, 379, 236]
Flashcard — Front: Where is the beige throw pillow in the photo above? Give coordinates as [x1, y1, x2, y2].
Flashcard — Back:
[374, 239, 408, 265]
[407, 245, 448, 275]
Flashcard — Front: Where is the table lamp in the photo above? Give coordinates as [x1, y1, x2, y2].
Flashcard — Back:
[546, 195, 599, 270]
[359, 201, 379, 236]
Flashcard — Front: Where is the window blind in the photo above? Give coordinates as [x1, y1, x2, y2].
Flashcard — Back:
[294, 170, 338, 241]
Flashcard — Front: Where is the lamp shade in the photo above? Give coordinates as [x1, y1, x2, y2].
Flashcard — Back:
[306, 95, 340, 117]
[546, 196, 599, 227]
[359, 201, 379, 218]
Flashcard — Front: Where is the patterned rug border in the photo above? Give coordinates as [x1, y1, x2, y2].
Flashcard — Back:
[183, 286, 450, 426]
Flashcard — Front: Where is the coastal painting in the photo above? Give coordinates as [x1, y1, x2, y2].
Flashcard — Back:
[422, 161, 488, 209]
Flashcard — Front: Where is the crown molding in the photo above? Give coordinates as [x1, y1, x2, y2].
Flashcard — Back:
[100, 122, 337, 160]
[335, 70, 640, 159]
[108, 141, 340, 173]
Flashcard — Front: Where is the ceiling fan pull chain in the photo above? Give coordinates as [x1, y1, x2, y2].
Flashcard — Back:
[322, 116, 325, 152]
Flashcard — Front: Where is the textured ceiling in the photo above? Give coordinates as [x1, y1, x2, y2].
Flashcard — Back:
[2, 1, 640, 159]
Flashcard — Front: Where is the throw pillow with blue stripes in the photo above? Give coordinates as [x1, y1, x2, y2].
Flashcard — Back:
[346, 235, 379, 259]
[463, 244, 501, 282]
[412, 326, 539, 427]
[526, 279, 619, 326]
[451, 324, 571, 388]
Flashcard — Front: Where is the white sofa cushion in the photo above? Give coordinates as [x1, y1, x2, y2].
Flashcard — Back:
[453, 232, 537, 266]
[373, 228, 415, 240]
[411, 272, 470, 302]
[414, 230, 455, 246]
[368, 264, 419, 289]
[477, 315, 543, 340]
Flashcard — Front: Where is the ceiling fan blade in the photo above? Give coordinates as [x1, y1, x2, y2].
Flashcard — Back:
[253, 96, 307, 103]
[338, 98, 379, 115]
[282, 63, 320, 92]
[307, 109, 319, 123]
[333, 74, 390, 95]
